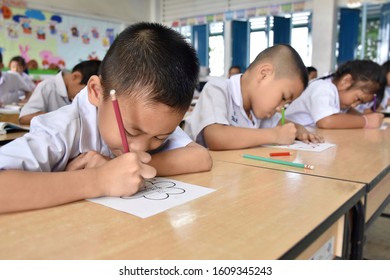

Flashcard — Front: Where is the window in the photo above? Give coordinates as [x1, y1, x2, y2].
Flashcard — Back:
[209, 22, 224, 77]
[250, 12, 312, 66]
[291, 12, 311, 66]
[250, 16, 272, 63]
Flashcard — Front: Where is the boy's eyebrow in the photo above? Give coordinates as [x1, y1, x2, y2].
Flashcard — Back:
[132, 126, 176, 137]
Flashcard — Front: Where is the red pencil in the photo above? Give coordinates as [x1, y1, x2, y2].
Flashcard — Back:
[110, 89, 129, 153]
[269, 152, 292, 157]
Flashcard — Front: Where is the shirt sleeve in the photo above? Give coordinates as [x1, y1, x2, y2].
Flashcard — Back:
[19, 82, 48, 117]
[306, 83, 340, 123]
[0, 112, 79, 172]
[184, 80, 230, 145]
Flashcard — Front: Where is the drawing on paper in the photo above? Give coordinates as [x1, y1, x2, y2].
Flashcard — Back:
[121, 179, 186, 200]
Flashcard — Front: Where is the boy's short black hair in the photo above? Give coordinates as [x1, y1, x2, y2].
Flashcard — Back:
[306, 66, 317, 74]
[72, 60, 102, 85]
[229, 65, 241, 72]
[99, 22, 199, 113]
[0, 52, 3, 64]
[382, 60, 390, 74]
[9, 56, 27, 68]
[248, 44, 308, 89]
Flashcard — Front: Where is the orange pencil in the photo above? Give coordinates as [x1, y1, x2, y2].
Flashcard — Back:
[269, 152, 292, 157]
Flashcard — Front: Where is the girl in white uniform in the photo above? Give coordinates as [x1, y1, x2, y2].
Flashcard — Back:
[285, 60, 385, 129]
[0, 22, 212, 213]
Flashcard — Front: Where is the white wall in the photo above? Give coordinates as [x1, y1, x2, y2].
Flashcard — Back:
[311, 0, 338, 75]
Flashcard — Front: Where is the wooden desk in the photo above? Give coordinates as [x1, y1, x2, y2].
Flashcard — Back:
[211, 128, 390, 184]
[211, 127, 390, 259]
[0, 131, 27, 145]
[0, 113, 19, 124]
[0, 161, 364, 260]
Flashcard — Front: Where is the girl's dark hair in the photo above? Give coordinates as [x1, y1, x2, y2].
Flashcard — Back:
[321, 60, 385, 102]
[99, 22, 199, 113]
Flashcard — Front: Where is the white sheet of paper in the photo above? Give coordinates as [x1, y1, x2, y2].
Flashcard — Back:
[265, 141, 335, 152]
[88, 177, 215, 218]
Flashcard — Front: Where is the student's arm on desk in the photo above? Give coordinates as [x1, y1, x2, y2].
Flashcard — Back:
[19, 111, 44, 125]
[0, 153, 156, 213]
[317, 112, 384, 129]
[203, 123, 297, 151]
[149, 142, 212, 176]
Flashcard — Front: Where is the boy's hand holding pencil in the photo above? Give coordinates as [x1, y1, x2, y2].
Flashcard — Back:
[274, 123, 296, 145]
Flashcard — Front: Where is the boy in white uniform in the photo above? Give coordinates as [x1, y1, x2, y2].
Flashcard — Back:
[19, 60, 101, 125]
[285, 60, 385, 129]
[8, 56, 36, 93]
[0, 53, 31, 105]
[185, 45, 323, 150]
[0, 22, 212, 213]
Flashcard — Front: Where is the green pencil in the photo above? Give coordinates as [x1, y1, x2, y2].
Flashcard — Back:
[281, 107, 285, 125]
[242, 154, 314, 170]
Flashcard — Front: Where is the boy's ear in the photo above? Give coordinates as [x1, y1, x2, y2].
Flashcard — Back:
[87, 75, 103, 106]
[338, 74, 353, 90]
[71, 71, 82, 83]
[256, 63, 274, 81]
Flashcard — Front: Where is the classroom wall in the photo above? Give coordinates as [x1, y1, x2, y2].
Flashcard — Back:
[27, 0, 151, 24]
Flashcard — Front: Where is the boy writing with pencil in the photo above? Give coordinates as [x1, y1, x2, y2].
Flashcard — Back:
[0, 22, 212, 213]
[184, 45, 323, 150]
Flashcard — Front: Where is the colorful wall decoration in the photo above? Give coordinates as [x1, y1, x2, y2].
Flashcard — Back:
[171, 1, 307, 27]
[0, 4, 121, 70]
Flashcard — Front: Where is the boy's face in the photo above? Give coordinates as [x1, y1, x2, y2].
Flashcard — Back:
[250, 75, 304, 119]
[66, 71, 86, 100]
[9, 61, 24, 74]
[93, 91, 183, 156]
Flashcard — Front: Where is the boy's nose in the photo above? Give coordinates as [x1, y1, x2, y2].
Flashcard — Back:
[129, 139, 149, 152]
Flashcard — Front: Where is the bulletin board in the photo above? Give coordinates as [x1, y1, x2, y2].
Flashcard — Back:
[0, 5, 122, 70]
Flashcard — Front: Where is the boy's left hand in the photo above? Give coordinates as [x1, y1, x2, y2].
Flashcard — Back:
[66, 151, 110, 171]
[295, 126, 324, 143]
[296, 131, 324, 143]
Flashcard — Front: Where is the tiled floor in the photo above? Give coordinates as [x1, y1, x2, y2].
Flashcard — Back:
[363, 203, 390, 260]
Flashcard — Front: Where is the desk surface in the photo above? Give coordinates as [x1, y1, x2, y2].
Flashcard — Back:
[211, 127, 390, 186]
[0, 161, 364, 260]
[0, 131, 26, 145]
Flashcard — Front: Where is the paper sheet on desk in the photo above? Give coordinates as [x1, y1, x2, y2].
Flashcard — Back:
[88, 177, 215, 218]
[265, 141, 335, 152]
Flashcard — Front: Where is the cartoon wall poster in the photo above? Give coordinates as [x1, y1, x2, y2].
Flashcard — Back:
[49, 15, 62, 35]
[0, 5, 121, 70]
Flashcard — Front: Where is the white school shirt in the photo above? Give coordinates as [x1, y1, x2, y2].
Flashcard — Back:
[7, 71, 35, 91]
[19, 72, 69, 118]
[0, 87, 192, 171]
[184, 74, 280, 147]
[382, 86, 390, 108]
[0, 71, 31, 104]
[285, 78, 340, 127]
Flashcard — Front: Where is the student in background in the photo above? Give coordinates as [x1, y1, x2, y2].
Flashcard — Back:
[0, 22, 212, 213]
[19, 60, 102, 125]
[380, 60, 390, 110]
[184, 45, 323, 150]
[306, 66, 318, 81]
[285, 60, 385, 129]
[0, 52, 32, 106]
[8, 56, 36, 93]
[228, 65, 242, 78]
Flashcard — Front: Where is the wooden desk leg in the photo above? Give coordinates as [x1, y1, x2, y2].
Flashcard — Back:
[350, 201, 365, 260]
